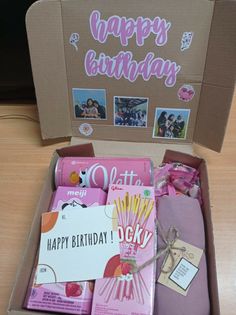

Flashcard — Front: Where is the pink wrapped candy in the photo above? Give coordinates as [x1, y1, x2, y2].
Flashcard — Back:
[154, 162, 201, 202]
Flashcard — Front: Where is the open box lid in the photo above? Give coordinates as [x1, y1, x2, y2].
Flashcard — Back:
[26, 0, 236, 152]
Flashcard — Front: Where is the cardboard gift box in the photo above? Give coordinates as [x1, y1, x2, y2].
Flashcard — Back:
[7, 0, 236, 314]
[8, 143, 219, 315]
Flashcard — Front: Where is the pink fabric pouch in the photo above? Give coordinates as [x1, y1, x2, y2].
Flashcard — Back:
[154, 195, 210, 315]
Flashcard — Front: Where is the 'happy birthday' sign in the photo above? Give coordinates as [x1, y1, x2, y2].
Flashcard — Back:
[83, 10, 181, 87]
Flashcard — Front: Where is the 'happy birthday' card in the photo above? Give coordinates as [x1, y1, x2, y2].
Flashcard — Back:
[36, 205, 121, 284]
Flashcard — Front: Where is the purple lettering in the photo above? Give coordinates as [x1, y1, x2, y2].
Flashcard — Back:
[84, 50, 98, 76]
[136, 17, 151, 46]
[89, 10, 171, 47]
[153, 17, 171, 46]
[84, 50, 181, 87]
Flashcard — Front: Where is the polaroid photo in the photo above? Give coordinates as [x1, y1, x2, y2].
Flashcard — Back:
[152, 107, 190, 140]
[113, 96, 148, 128]
[72, 88, 107, 120]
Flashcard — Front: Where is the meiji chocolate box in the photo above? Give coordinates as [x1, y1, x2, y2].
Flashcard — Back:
[24, 186, 107, 315]
[92, 184, 156, 315]
[50, 186, 107, 211]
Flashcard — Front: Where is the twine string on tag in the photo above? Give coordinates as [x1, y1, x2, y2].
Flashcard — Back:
[131, 220, 186, 275]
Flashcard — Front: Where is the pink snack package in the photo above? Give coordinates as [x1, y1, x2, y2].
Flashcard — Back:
[25, 187, 107, 315]
[50, 186, 107, 211]
[92, 184, 156, 315]
[55, 157, 153, 190]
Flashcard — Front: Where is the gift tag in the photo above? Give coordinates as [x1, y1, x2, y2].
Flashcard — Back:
[169, 258, 199, 290]
[157, 239, 203, 296]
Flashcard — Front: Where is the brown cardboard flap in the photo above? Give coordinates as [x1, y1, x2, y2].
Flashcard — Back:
[8, 153, 57, 313]
[26, 0, 235, 151]
[56, 142, 95, 157]
[199, 160, 220, 315]
[194, 84, 234, 151]
[26, 0, 71, 139]
[194, 1, 236, 151]
[163, 149, 202, 169]
[63, 0, 213, 145]
[71, 137, 194, 166]
[202, 1, 236, 88]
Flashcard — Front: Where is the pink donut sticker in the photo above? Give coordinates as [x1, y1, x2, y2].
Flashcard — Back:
[177, 84, 195, 102]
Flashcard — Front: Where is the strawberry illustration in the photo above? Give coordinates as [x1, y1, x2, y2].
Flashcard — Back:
[89, 281, 94, 293]
[121, 262, 133, 275]
[65, 282, 83, 297]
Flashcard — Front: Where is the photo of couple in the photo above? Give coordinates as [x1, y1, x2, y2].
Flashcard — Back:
[153, 108, 190, 139]
[114, 97, 148, 128]
[73, 88, 107, 120]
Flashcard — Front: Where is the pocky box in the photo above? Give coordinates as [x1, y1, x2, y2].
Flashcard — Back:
[25, 187, 107, 315]
[91, 184, 156, 315]
[54, 157, 153, 190]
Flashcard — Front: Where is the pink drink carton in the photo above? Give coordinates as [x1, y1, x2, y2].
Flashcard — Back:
[92, 184, 156, 315]
[55, 157, 153, 190]
[25, 187, 107, 315]
[24, 259, 95, 315]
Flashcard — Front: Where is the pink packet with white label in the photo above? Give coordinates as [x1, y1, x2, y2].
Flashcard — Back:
[24, 187, 107, 315]
[50, 186, 107, 211]
[91, 184, 156, 315]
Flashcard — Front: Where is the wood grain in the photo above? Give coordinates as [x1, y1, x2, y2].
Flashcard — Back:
[0, 93, 236, 314]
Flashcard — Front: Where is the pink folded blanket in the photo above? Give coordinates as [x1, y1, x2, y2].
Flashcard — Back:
[154, 195, 210, 315]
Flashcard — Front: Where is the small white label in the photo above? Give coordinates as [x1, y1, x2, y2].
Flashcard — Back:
[181, 32, 194, 51]
[69, 33, 80, 51]
[169, 258, 199, 290]
[157, 239, 203, 295]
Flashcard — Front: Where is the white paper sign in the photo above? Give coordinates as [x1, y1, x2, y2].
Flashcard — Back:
[169, 258, 199, 290]
[36, 205, 120, 284]
[158, 239, 203, 295]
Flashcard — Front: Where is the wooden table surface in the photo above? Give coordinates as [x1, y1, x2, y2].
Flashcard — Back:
[0, 94, 236, 315]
